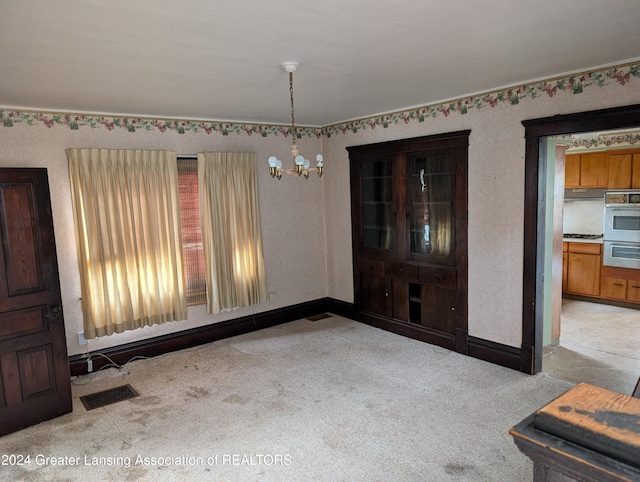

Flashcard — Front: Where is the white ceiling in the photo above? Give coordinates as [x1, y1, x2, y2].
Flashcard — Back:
[2, 0, 640, 127]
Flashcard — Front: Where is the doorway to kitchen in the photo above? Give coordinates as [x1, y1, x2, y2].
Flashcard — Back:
[539, 137, 640, 394]
[521, 104, 640, 396]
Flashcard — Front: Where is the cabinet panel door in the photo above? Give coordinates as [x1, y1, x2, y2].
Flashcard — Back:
[359, 273, 389, 316]
[406, 151, 455, 265]
[565, 155, 580, 188]
[421, 285, 456, 334]
[566, 253, 601, 296]
[360, 158, 396, 251]
[632, 154, 640, 189]
[608, 154, 632, 189]
[580, 152, 608, 188]
[627, 280, 640, 302]
[603, 278, 627, 300]
[391, 279, 409, 322]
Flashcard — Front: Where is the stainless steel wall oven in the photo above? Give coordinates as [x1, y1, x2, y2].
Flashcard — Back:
[603, 190, 640, 268]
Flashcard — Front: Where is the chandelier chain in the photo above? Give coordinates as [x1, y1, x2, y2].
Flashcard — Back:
[289, 71, 296, 138]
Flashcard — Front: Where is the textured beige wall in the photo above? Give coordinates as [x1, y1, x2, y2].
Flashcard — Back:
[0, 124, 326, 356]
[323, 77, 640, 348]
[2, 65, 640, 357]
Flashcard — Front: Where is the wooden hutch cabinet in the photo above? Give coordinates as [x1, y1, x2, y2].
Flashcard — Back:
[348, 131, 469, 354]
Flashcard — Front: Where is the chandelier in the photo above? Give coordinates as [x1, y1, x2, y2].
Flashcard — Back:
[268, 62, 324, 180]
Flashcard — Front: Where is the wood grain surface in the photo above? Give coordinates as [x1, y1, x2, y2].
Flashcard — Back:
[533, 383, 640, 469]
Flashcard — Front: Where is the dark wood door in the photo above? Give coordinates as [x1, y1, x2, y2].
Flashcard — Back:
[0, 168, 71, 436]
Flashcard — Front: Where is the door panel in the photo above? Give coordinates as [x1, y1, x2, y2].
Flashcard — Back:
[359, 273, 389, 316]
[391, 279, 409, 322]
[0, 168, 71, 436]
[421, 285, 456, 334]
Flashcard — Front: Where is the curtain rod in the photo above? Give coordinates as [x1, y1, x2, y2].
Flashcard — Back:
[177, 154, 198, 159]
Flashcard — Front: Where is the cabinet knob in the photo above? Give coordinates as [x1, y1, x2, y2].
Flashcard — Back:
[385, 292, 389, 297]
[399, 268, 404, 274]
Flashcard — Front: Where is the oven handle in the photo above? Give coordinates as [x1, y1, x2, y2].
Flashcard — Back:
[608, 208, 640, 214]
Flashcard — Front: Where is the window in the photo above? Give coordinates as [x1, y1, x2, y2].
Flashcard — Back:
[177, 157, 206, 305]
[68, 149, 266, 338]
[66, 148, 187, 338]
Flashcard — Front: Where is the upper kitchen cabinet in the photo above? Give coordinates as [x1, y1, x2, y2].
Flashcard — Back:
[348, 131, 469, 355]
[564, 153, 609, 188]
[607, 150, 640, 189]
[565, 148, 640, 190]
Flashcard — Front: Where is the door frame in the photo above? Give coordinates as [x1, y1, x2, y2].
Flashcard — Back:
[521, 103, 640, 374]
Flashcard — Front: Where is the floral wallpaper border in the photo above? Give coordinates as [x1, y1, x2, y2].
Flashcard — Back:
[323, 62, 640, 138]
[1, 61, 639, 140]
[559, 133, 640, 150]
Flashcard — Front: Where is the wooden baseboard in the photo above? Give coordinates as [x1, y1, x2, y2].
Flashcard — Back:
[69, 298, 524, 376]
[358, 312, 457, 351]
[468, 336, 522, 371]
[563, 293, 640, 310]
[69, 298, 355, 376]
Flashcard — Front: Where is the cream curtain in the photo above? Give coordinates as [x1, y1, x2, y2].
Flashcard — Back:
[66, 148, 187, 339]
[425, 155, 452, 257]
[197, 152, 267, 313]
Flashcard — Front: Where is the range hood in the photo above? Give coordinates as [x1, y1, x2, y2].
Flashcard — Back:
[564, 188, 605, 201]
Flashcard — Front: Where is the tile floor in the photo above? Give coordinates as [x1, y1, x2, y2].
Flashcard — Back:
[543, 299, 640, 395]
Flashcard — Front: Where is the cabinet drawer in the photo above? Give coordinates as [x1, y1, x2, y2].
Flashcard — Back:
[604, 278, 627, 300]
[419, 266, 456, 289]
[386, 261, 418, 281]
[628, 280, 640, 302]
[567, 242, 601, 255]
[357, 257, 385, 276]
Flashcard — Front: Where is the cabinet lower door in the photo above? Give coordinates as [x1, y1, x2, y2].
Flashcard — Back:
[391, 279, 409, 322]
[359, 274, 389, 316]
[421, 285, 457, 335]
[567, 253, 600, 296]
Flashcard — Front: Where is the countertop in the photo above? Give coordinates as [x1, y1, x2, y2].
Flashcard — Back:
[563, 237, 603, 244]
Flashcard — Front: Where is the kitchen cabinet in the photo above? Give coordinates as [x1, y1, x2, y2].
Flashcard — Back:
[564, 242, 601, 297]
[564, 153, 608, 189]
[562, 243, 568, 293]
[607, 150, 640, 189]
[601, 265, 640, 303]
[602, 277, 627, 300]
[563, 245, 640, 305]
[627, 279, 640, 302]
[349, 131, 469, 353]
[566, 148, 640, 190]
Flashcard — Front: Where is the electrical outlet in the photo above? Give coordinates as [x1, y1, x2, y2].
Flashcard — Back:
[268, 291, 276, 303]
[87, 358, 93, 373]
[77, 332, 88, 345]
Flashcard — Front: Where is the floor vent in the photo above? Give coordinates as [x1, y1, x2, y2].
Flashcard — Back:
[80, 384, 139, 410]
[306, 313, 332, 322]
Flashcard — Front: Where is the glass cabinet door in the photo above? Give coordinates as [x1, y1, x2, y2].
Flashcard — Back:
[360, 159, 395, 250]
[407, 153, 454, 264]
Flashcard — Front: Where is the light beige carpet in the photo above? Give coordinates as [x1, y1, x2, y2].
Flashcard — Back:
[4, 316, 573, 481]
